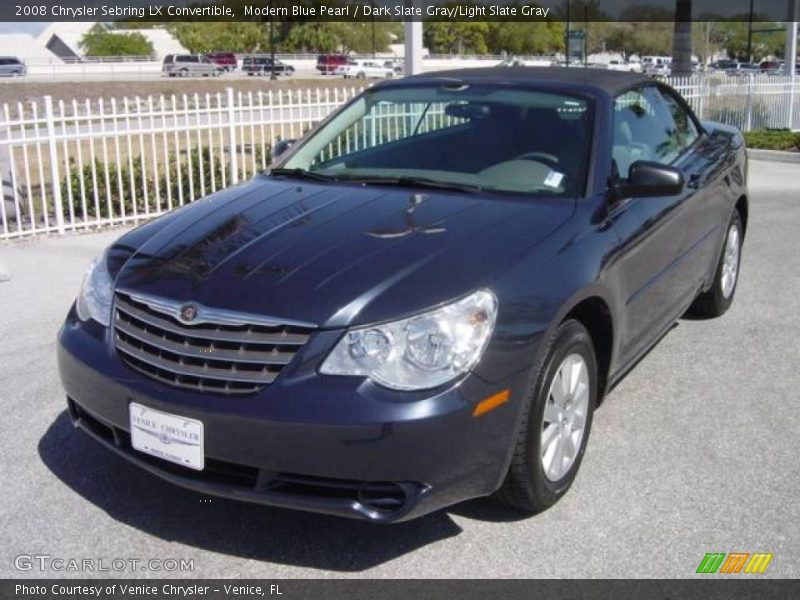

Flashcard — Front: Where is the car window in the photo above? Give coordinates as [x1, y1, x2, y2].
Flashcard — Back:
[612, 86, 692, 178]
[658, 88, 700, 151]
[283, 86, 592, 197]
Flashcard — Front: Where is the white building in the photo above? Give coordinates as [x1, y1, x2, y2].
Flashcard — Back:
[0, 32, 63, 64]
[33, 23, 185, 62]
[38, 22, 96, 61]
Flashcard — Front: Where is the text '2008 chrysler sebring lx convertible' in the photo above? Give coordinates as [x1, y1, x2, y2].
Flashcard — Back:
[58, 68, 748, 523]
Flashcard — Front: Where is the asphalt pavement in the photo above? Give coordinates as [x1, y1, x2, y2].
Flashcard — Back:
[0, 159, 798, 578]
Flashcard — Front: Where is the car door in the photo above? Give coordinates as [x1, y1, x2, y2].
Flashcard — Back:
[609, 85, 709, 366]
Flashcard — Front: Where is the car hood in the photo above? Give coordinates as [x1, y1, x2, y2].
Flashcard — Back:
[112, 175, 572, 328]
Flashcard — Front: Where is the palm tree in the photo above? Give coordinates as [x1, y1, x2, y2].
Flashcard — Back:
[672, 0, 693, 75]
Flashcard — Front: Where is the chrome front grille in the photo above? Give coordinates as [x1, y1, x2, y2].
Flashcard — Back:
[113, 291, 314, 395]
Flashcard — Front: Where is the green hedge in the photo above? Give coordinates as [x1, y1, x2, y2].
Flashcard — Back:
[744, 130, 800, 152]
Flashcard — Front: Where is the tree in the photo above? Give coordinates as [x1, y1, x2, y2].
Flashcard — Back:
[672, 0, 693, 74]
[169, 23, 264, 53]
[424, 22, 490, 55]
[486, 21, 564, 55]
[80, 24, 154, 57]
[715, 20, 785, 62]
[280, 22, 397, 53]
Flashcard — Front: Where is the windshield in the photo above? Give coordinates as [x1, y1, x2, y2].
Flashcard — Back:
[280, 84, 592, 196]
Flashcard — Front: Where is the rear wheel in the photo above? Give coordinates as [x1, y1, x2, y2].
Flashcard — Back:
[689, 210, 743, 318]
[356, 72, 366, 80]
[495, 320, 597, 513]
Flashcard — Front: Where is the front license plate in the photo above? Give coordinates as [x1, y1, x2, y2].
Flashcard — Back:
[129, 402, 204, 471]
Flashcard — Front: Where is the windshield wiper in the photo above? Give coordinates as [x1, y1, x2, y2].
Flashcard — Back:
[338, 175, 482, 194]
[269, 168, 338, 182]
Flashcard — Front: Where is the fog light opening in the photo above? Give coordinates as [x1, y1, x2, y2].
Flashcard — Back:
[357, 482, 407, 515]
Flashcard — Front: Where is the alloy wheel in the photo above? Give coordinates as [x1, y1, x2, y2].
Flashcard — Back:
[721, 222, 741, 299]
[541, 353, 590, 482]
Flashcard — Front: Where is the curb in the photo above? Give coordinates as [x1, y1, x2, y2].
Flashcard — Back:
[747, 148, 800, 164]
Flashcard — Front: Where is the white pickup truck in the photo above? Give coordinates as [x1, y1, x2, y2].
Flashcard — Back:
[334, 60, 395, 79]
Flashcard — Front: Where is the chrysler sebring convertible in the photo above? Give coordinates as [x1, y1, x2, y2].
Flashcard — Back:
[58, 68, 747, 522]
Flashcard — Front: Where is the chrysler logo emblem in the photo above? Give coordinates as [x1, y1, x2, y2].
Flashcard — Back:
[179, 304, 198, 322]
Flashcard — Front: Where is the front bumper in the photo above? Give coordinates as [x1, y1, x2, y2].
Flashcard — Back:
[57, 310, 531, 522]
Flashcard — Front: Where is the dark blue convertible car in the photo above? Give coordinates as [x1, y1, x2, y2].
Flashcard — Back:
[58, 68, 748, 522]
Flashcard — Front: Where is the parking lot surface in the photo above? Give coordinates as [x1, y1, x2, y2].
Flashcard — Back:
[0, 160, 798, 578]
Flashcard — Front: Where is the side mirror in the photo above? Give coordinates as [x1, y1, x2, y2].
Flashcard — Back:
[272, 139, 296, 159]
[614, 161, 684, 199]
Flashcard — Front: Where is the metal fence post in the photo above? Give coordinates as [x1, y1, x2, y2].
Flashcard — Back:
[227, 87, 238, 186]
[745, 74, 754, 132]
[789, 74, 797, 131]
[697, 75, 707, 120]
[43, 95, 65, 234]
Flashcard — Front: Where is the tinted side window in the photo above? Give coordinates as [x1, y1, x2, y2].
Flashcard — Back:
[612, 86, 688, 178]
[658, 89, 700, 151]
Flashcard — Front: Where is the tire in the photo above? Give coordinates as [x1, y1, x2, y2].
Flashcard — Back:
[689, 210, 743, 318]
[494, 319, 597, 513]
[356, 72, 366, 80]
[179, 68, 188, 78]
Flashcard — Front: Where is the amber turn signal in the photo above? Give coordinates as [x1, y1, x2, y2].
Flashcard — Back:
[472, 389, 510, 417]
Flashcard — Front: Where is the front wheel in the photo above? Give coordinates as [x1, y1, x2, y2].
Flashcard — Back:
[494, 320, 597, 513]
[688, 210, 743, 318]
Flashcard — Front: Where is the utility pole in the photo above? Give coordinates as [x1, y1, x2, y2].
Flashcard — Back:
[584, 2, 589, 67]
[565, 0, 571, 66]
[746, 0, 755, 62]
[269, 15, 276, 81]
[371, 1, 376, 58]
[403, 6, 423, 76]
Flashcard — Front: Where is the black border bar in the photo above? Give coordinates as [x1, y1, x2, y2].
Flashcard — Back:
[3, 1, 799, 23]
[3, 579, 800, 600]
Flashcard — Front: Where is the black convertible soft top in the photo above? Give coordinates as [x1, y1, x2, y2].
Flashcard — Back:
[393, 66, 653, 96]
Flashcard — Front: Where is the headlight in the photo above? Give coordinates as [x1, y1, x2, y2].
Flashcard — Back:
[320, 290, 497, 391]
[75, 256, 114, 327]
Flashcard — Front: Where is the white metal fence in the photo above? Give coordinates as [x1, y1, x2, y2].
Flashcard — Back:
[1, 74, 798, 241]
[0, 86, 362, 240]
[667, 74, 800, 132]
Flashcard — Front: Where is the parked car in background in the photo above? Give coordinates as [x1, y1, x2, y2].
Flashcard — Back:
[162, 54, 222, 77]
[316, 54, 348, 75]
[497, 56, 527, 68]
[605, 59, 643, 73]
[0, 57, 25, 77]
[205, 52, 238, 72]
[59, 68, 748, 523]
[243, 56, 295, 77]
[334, 59, 395, 79]
[758, 60, 783, 73]
[642, 56, 671, 76]
[710, 59, 736, 72]
[724, 62, 761, 76]
[385, 59, 404, 75]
